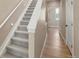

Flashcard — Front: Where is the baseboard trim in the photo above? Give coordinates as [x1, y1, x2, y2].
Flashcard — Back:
[48, 26, 59, 28]
[40, 32, 47, 58]
[59, 31, 66, 44]
[59, 31, 72, 56]
[66, 41, 72, 56]
[0, 0, 32, 56]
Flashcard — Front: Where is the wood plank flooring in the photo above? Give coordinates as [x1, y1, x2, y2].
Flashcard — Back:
[41, 28, 71, 58]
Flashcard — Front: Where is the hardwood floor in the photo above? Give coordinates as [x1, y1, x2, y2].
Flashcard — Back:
[41, 27, 71, 58]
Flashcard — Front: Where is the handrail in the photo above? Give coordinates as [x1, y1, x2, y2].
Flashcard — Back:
[0, 0, 24, 28]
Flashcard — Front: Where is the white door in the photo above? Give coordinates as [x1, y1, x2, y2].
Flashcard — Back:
[66, 0, 73, 54]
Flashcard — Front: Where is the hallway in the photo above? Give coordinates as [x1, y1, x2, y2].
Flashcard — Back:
[42, 27, 71, 58]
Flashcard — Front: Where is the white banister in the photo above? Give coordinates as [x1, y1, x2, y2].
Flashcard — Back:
[27, 0, 43, 58]
[0, 0, 24, 28]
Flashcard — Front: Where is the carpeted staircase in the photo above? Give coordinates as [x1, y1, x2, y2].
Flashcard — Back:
[1, 0, 37, 58]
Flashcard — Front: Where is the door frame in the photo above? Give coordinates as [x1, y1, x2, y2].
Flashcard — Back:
[65, 0, 74, 56]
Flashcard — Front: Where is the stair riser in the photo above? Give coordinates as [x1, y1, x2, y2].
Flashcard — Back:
[27, 7, 34, 11]
[25, 13, 32, 14]
[17, 26, 27, 31]
[29, 5, 36, 8]
[23, 16, 31, 19]
[20, 22, 29, 25]
[14, 33, 28, 39]
[30, 3, 36, 6]
[30, 1, 37, 7]
[12, 40, 28, 48]
[26, 11, 33, 14]
[29, 5, 36, 7]
[24, 14, 32, 17]
[1, 51, 18, 58]
[7, 48, 28, 58]
[27, 8, 34, 11]
[23, 18, 30, 21]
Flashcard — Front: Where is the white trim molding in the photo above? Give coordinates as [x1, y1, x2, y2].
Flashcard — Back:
[59, 31, 72, 56]
[40, 33, 47, 57]
[59, 31, 66, 44]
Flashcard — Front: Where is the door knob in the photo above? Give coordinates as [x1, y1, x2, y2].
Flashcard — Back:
[71, 24, 73, 26]
[65, 25, 68, 27]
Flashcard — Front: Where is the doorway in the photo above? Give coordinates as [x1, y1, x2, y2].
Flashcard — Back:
[46, 0, 60, 28]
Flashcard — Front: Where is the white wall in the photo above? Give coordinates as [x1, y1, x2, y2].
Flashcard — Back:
[74, 0, 79, 57]
[0, 0, 21, 24]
